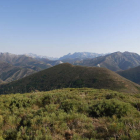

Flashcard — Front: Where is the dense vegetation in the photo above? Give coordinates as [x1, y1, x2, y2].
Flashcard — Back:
[0, 88, 140, 139]
[0, 63, 140, 94]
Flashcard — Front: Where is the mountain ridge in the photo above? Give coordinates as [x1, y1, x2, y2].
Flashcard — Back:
[0, 61, 36, 84]
[75, 51, 140, 71]
[0, 63, 139, 94]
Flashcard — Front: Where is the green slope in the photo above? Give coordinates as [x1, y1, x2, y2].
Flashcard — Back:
[0, 63, 140, 94]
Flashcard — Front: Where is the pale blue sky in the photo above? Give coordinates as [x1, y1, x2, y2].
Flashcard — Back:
[0, 0, 140, 57]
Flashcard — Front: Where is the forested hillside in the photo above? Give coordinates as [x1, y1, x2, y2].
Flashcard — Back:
[0, 63, 140, 94]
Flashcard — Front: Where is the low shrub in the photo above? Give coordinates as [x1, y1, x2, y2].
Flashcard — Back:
[89, 99, 131, 118]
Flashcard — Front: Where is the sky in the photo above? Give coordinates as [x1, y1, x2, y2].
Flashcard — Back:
[0, 0, 140, 57]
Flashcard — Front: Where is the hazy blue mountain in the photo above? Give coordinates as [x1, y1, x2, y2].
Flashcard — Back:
[25, 53, 59, 60]
[59, 52, 106, 60]
[26, 52, 107, 65]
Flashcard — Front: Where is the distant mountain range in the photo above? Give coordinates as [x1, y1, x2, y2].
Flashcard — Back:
[0, 52, 51, 70]
[1, 51, 140, 85]
[0, 61, 35, 84]
[58, 52, 107, 64]
[59, 52, 106, 60]
[0, 52, 53, 83]
[26, 52, 107, 61]
[0, 63, 139, 94]
[25, 53, 59, 60]
[0, 52, 106, 84]
[75, 51, 140, 71]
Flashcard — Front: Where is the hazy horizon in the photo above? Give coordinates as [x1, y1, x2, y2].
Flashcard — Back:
[0, 50, 139, 58]
[1, 0, 140, 57]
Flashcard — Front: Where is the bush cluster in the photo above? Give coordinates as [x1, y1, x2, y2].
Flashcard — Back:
[0, 88, 140, 140]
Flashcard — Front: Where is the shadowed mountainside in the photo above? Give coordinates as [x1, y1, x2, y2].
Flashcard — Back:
[0, 63, 140, 94]
[117, 65, 140, 84]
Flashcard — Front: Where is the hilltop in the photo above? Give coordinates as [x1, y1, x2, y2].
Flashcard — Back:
[0, 63, 140, 94]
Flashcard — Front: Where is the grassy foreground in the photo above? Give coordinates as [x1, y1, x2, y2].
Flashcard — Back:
[0, 88, 140, 140]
